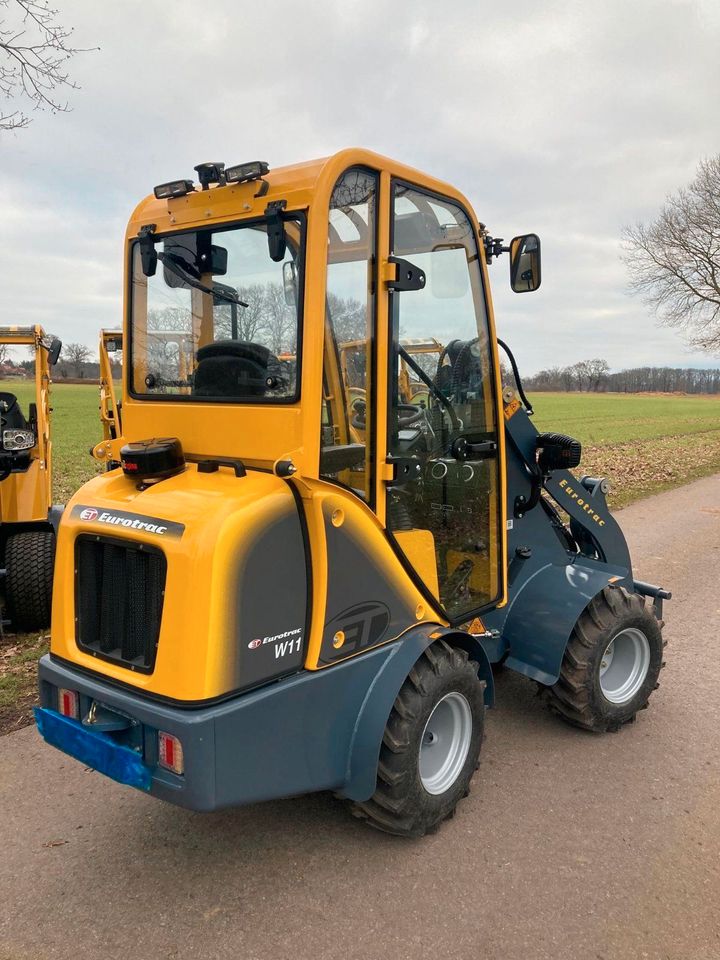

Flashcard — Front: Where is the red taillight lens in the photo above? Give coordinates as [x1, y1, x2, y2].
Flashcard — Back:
[157, 731, 184, 775]
[58, 688, 79, 719]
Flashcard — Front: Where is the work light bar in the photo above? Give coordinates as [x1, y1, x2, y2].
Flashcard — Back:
[225, 161, 269, 184]
[154, 179, 195, 200]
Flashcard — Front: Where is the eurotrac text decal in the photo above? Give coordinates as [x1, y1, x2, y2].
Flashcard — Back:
[71, 504, 185, 539]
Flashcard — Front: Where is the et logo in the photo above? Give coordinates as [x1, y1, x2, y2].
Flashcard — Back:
[79, 508, 98, 521]
[247, 638, 262, 650]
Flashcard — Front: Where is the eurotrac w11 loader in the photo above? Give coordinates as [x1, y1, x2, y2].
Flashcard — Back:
[0, 325, 62, 631]
[36, 150, 669, 837]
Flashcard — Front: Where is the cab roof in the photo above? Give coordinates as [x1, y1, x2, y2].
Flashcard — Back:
[126, 148, 476, 240]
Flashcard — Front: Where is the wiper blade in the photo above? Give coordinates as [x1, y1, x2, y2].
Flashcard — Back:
[157, 252, 248, 307]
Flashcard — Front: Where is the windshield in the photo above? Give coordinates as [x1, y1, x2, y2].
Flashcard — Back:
[130, 216, 304, 402]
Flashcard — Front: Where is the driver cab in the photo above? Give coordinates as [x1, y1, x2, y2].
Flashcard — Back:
[122, 150, 508, 639]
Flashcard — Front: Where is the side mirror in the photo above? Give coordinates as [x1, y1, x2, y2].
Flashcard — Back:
[48, 338, 62, 366]
[283, 260, 297, 306]
[510, 233, 541, 293]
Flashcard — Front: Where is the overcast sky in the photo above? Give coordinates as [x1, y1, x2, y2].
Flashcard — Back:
[1, 0, 718, 374]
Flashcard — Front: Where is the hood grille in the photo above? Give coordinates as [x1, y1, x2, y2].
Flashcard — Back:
[75, 536, 166, 673]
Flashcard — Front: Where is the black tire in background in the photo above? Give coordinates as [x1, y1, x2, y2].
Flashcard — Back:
[547, 585, 665, 733]
[352, 640, 486, 838]
[5, 529, 55, 632]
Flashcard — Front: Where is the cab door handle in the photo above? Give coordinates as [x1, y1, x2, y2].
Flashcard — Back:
[451, 438, 497, 461]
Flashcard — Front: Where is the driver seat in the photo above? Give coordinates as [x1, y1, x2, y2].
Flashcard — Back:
[193, 341, 270, 398]
[0, 392, 29, 431]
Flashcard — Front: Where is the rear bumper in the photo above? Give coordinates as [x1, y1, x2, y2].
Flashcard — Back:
[37, 644, 405, 810]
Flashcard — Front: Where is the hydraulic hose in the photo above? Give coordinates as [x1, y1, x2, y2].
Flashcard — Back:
[497, 338, 534, 416]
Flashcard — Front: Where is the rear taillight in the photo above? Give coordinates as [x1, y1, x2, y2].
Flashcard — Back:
[157, 731, 184, 775]
[58, 688, 79, 719]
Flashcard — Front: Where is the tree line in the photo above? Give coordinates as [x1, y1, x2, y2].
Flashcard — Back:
[525, 360, 720, 394]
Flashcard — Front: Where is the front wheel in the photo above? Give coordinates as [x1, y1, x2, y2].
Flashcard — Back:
[352, 640, 485, 838]
[547, 586, 665, 732]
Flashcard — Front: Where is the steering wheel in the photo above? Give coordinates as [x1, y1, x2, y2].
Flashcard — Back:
[352, 401, 425, 431]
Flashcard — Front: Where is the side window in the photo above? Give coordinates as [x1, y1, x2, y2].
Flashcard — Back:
[319, 168, 377, 503]
[387, 183, 500, 620]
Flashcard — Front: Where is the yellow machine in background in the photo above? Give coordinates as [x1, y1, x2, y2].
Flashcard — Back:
[98, 330, 123, 451]
[0, 326, 62, 631]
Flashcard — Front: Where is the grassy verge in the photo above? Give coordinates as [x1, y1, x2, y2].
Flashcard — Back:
[0, 633, 49, 735]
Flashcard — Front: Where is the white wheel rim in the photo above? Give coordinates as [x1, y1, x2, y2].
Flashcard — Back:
[419, 692, 473, 795]
[599, 627, 651, 704]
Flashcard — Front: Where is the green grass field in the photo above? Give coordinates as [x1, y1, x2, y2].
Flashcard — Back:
[5, 382, 720, 508]
[532, 392, 720, 444]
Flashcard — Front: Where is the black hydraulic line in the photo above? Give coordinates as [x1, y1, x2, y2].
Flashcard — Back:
[497, 338, 534, 415]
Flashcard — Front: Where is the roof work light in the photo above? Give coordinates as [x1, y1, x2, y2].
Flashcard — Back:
[153, 179, 195, 200]
[225, 161, 270, 184]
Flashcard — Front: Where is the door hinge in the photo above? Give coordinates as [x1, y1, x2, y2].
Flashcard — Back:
[384, 257, 427, 292]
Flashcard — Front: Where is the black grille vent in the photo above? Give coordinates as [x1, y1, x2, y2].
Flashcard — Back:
[76, 536, 166, 673]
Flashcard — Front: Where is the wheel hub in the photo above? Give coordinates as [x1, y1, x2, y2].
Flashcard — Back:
[419, 692, 472, 795]
[599, 627, 651, 704]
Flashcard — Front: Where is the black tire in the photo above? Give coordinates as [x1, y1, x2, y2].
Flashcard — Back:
[5, 529, 55, 632]
[352, 640, 485, 838]
[547, 586, 665, 733]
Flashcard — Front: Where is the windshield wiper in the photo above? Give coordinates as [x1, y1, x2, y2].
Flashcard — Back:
[157, 252, 248, 307]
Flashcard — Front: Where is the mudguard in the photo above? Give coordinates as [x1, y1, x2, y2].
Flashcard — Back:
[341, 624, 493, 802]
[500, 562, 622, 686]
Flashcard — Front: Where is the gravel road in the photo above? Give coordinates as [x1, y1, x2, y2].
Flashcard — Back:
[1, 475, 719, 960]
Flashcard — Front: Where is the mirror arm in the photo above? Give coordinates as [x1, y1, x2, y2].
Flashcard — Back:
[482, 234, 510, 263]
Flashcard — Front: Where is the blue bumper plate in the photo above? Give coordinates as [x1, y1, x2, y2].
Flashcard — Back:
[34, 707, 151, 791]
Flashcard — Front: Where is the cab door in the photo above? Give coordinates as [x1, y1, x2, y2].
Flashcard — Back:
[384, 182, 502, 623]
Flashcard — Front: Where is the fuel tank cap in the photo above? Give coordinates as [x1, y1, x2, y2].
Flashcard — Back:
[120, 438, 185, 481]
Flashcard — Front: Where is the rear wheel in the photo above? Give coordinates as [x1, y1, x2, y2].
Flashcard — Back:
[352, 640, 485, 837]
[547, 586, 665, 732]
[5, 529, 55, 632]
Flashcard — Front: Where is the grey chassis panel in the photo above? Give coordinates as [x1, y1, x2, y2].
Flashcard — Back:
[38, 626, 491, 810]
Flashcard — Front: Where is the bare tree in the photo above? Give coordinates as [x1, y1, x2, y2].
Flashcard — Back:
[64, 341, 90, 376]
[622, 156, 720, 353]
[0, 0, 95, 131]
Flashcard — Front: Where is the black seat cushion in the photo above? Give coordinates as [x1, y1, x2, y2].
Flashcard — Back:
[193, 341, 271, 398]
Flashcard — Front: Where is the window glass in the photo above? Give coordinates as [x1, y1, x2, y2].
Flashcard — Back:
[320, 169, 377, 502]
[131, 218, 303, 401]
[387, 184, 500, 620]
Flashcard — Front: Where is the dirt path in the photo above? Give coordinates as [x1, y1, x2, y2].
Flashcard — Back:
[1, 475, 719, 960]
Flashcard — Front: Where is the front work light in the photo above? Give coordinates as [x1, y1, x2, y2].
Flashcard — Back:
[154, 179, 194, 200]
[3, 428, 34, 450]
[225, 160, 269, 184]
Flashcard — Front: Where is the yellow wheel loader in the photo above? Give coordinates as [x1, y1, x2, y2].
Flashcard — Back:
[0, 326, 62, 631]
[36, 152, 669, 837]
